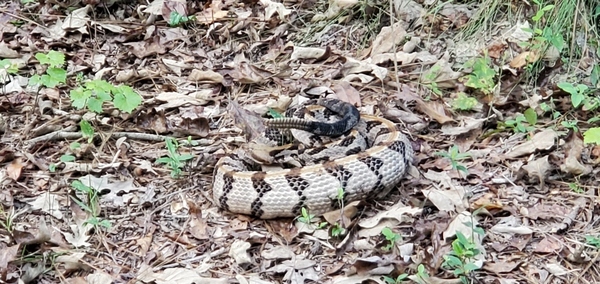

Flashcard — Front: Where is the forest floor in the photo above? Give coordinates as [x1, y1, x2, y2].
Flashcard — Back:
[1, 0, 600, 283]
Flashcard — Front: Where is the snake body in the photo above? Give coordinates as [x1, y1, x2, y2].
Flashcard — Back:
[212, 99, 413, 219]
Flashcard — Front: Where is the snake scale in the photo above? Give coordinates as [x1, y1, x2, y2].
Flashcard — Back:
[212, 98, 414, 219]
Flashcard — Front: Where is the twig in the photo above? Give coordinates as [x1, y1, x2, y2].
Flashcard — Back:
[26, 129, 170, 146]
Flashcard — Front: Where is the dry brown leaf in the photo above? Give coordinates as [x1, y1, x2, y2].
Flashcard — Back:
[187, 200, 209, 240]
[440, 117, 487, 136]
[560, 130, 592, 175]
[505, 129, 557, 158]
[522, 155, 551, 183]
[370, 22, 407, 56]
[331, 81, 361, 106]
[290, 46, 328, 61]
[123, 37, 167, 58]
[509, 51, 540, 68]
[260, 0, 292, 20]
[188, 69, 224, 83]
[533, 237, 562, 253]
[415, 98, 454, 124]
[6, 157, 23, 180]
[312, 0, 358, 22]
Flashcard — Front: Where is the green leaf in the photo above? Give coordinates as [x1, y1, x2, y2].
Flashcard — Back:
[70, 142, 81, 150]
[46, 67, 66, 84]
[176, 154, 194, 161]
[523, 108, 537, 125]
[583, 128, 600, 145]
[113, 85, 142, 113]
[571, 93, 585, 108]
[71, 180, 92, 193]
[452, 93, 478, 111]
[49, 163, 56, 172]
[70, 87, 92, 109]
[29, 74, 41, 86]
[46, 50, 65, 67]
[156, 157, 174, 164]
[87, 97, 105, 113]
[557, 82, 577, 95]
[60, 154, 76, 162]
[80, 120, 95, 142]
[592, 65, 600, 87]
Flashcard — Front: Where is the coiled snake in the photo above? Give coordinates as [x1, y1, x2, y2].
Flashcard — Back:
[213, 98, 413, 219]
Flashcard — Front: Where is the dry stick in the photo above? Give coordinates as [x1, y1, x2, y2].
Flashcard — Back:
[26, 128, 168, 146]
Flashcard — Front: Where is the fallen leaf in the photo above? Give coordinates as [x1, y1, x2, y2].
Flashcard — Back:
[560, 130, 592, 175]
[505, 129, 557, 158]
[6, 157, 23, 180]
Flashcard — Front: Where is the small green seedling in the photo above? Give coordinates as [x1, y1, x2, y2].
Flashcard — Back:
[29, 51, 66, 88]
[435, 145, 471, 173]
[422, 65, 443, 97]
[70, 180, 111, 228]
[414, 264, 430, 284]
[568, 183, 584, 193]
[383, 273, 408, 284]
[442, 231, 482, 284]
[70, 79, 142, 113]
[558, 82, 598, 110]
[156, 138, 194, 178]
[503, 108, 537, 134]
[452, 93, 478, 111]
[330, 223, 346, 237]
[381, 227, 401, 252]
[168, 11, 196, 27]
[80, 120, 95, 143]
[297, 207, 327, 229]
[585, 235, 600, 248]
[463, 56, 496, 95]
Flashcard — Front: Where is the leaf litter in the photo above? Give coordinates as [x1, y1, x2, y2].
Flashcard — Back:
[0, 0, 599, 283]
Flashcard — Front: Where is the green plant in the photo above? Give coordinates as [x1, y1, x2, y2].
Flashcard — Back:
[568, 182, 584, 193]
[0, 206, 18, 233]
[80, 120, 95, 143]
[70, 180, 111, 228]
[558, 82, 598, 110]
[561, 119, 578, 131]
[583, 127, 600, 145]
[442, 231, 482, 283]
[414, 264, 430, 284]
[423, 65, 443, 97]
[297, 207, 327, 229]
[452, 92, 478, 111]
[585, 235, 600, 248]
[156, 138, 194, 178]
[70, 79, 142, 113]
[383, 273, 408, 284]
[29, 51, 67, 88]
[168, 11, 196, 27]
[330, 223, 345, 237]
[435, 145, 471, 173]
[539, 99, 561, 120]
[381, 227, 401, 252]
[463, 56, 496, 95]
[0, 59, 19, 75]
[502, 108, 537, 134]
